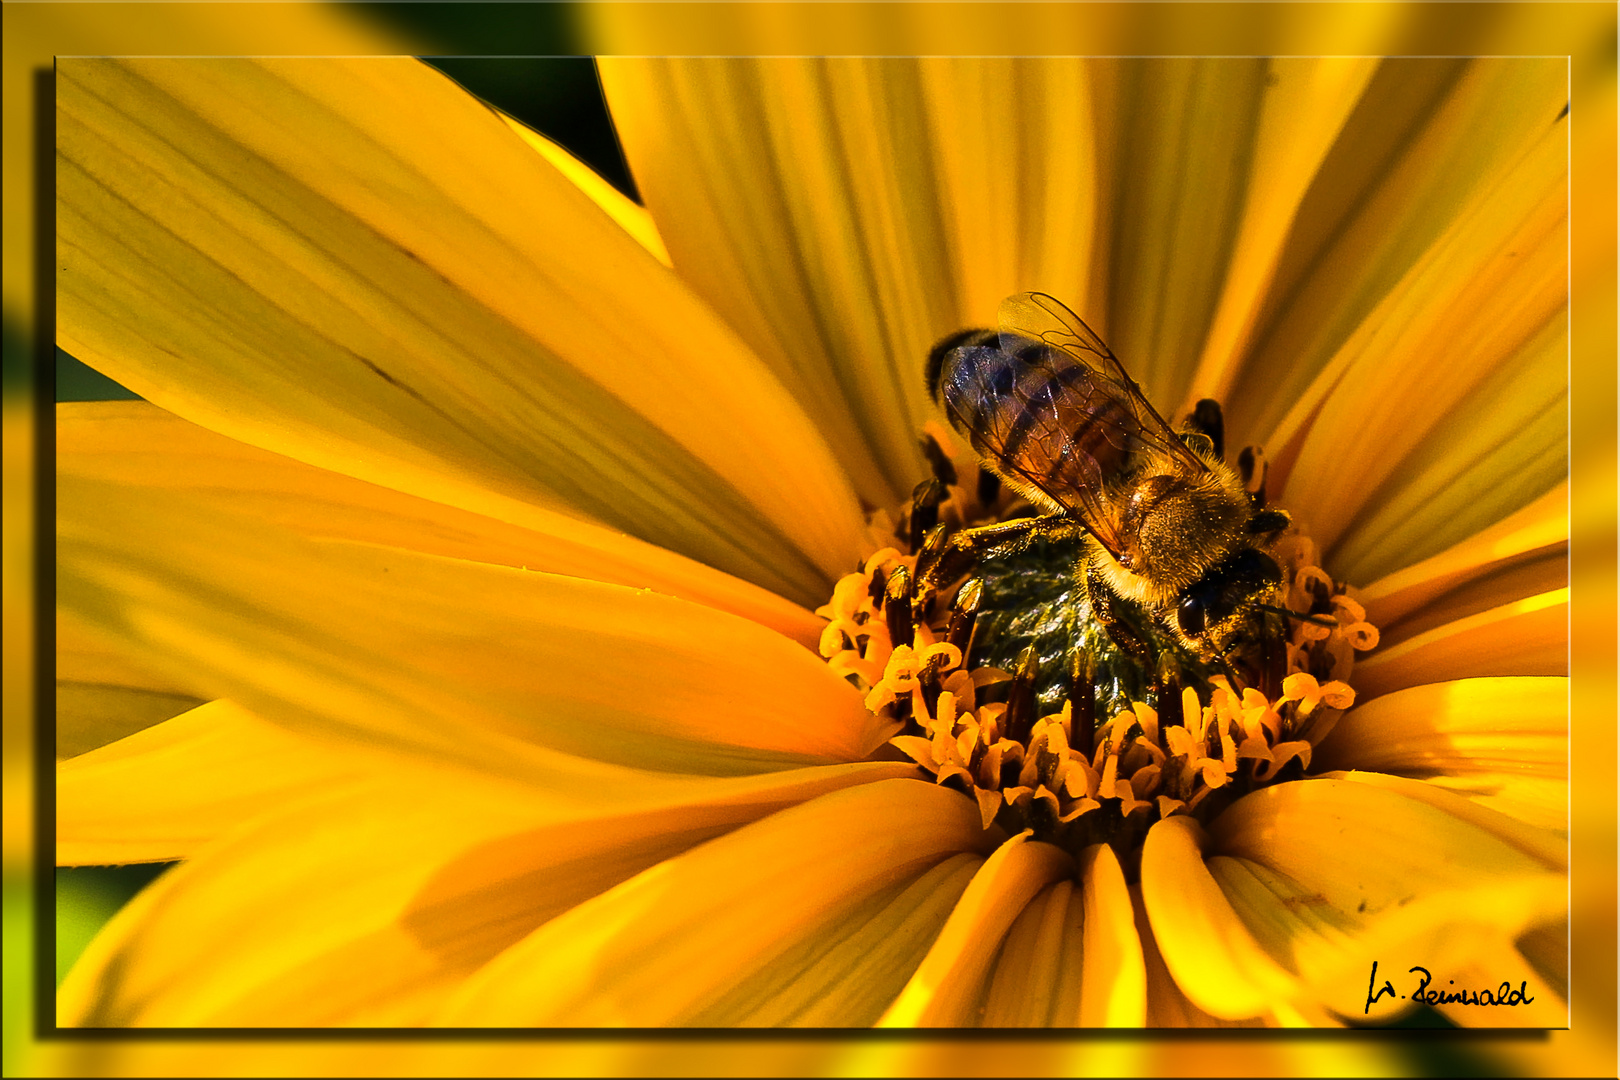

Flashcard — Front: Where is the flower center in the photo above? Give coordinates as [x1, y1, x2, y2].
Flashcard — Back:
[816, 423, 1380, 878]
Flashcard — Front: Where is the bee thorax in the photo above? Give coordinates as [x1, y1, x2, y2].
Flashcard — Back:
[1102, 466, 1250, 604]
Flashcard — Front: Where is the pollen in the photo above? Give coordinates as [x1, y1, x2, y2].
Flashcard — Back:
[815, 425, 1379, 873]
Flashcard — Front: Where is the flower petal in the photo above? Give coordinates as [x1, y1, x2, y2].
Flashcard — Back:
[5, 0, 422, 328]
[1352, 588, 1567, 700]
[878, 833, 1074, 1026]
[1132, 883, 1258, 1027]
[58, 476, 888, 786]
[1313, 676, 1567, 833]
[59, 760, 912, 1025]
[58, 400, 824, 648]
[56, 57, 864, 604]
[1086, 59, 1276, 409]
[1237, 59, 1566, 451]
[912, 59, 1099, 329]
[56, 607, 205, 757]
[57, 701, 361, 865]
[690, 852, 982, 1027]
[979, 878, 1082, 1027]
[1359, 480, 1566, 646]
[1317, 770, 1565, 872]
[1274, 66, 1567, 579]
[599, 57, 959, 506]
[1183, 58, 1380, 410]
[1140, 816, 1299, 1020]
[55, 683, 201, 763]
[978, 842, 1144, 1027]
[1199, 778, 1565, 1023]
[1075, 843, 1149, 1027]
[432, 779, 991, 1026]
[494, 110, 671, 267]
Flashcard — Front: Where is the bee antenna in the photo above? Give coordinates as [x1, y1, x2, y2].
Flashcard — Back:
[1255, 603, 1338, 629]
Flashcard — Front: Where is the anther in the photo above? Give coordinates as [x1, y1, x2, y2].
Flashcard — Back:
[918, 653, 945, 717]
[1237, 445, 1269, 508]
[976, 466, 1001, 509]
[908, 478, 946, 553]
[868, 565, 888, 607]
[1068, 649, 1096, 758]
[915, 523, 950, 591]
[1152, 652, 1180, 720]
[884, 565, 916, 650]
[946, 577, 983, 657]
[918, 432, 958, 487]
[1004, 646, 1039, 745]
[1189, 398, 1225, 460]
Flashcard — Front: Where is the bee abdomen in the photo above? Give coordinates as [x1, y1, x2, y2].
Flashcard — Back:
[1014, 363, 1134, 489]
[925, 328, 997, 404]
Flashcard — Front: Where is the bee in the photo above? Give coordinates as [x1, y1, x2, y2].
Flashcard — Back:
[921, 292, 1300, 664]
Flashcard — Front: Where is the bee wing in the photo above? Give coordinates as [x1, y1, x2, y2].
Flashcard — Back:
[998, 292, 1208, 476]
[937, 340, 1135, 560]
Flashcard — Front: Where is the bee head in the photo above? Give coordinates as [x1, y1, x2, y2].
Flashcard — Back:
[925, 328, 993, 405]
[1175, 547, 1282, 646]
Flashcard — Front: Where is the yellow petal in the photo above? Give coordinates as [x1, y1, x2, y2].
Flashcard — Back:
[60, 760, 911, 1025]
[1328, 318, 1564, 584]
[57, 606, 190, 696]
[59, 400, 824, 648]
[1140, 815, 1298, 1020]
[878, 833, 1074, 1026]
[1076, 843, 1148, 1027]
[58, 476, 887, 788]
[57, 57, 864, 604]
[433, 779, 991, 1025]
[1359, 480, 1566, 645]
[57, 701, 363, 865]
[912, 59, 1097, 328]
[1087, 59, 1271, 409]
[57, 605, 206, 757]
[55, 682, 202, 762]
[1132, 882, 1256, 1027]
[980, 879, 1080, 1027]
[1203, 778, 1565, 1021]
[693, 852, 982, 1026]
[495, 110, 671, 267]
[1313, 676, 1567, 833]
[1185, 58, 1380, 410]
[599, 57, 957, 506]
[1274, 66, 1567, 579]
[1317, 770, 1565, 872]
[5, 0, 423, 329]
[1352, 588, 1567, 700]
[1237, 59, 1566, 451]
[1414, 936, 1568, 1028]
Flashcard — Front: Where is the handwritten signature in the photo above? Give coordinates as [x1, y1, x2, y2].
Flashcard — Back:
[1364, 960, 1536, 1013]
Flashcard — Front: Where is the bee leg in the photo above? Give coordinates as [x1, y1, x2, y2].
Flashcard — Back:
[915, 513, 1071, 594]
[1083, 562, 1157, 669]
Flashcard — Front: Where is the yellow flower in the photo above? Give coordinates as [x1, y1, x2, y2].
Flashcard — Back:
[55, 55, 1566, 1030]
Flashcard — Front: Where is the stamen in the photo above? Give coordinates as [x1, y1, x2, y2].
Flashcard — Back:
[1003, 647, 1040, 745]
[914, 523, 951, 595]
[1255, 603, 1338, 628]
[917, 432, 958, 487]
[1067, 650, 1096, 758]
[884, 565, 915, 650]
[815, 431, 1381, 871]
[908, 478, 946, 552]
[976, 466, 1000, 508]
[945, 577, 982, 656]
